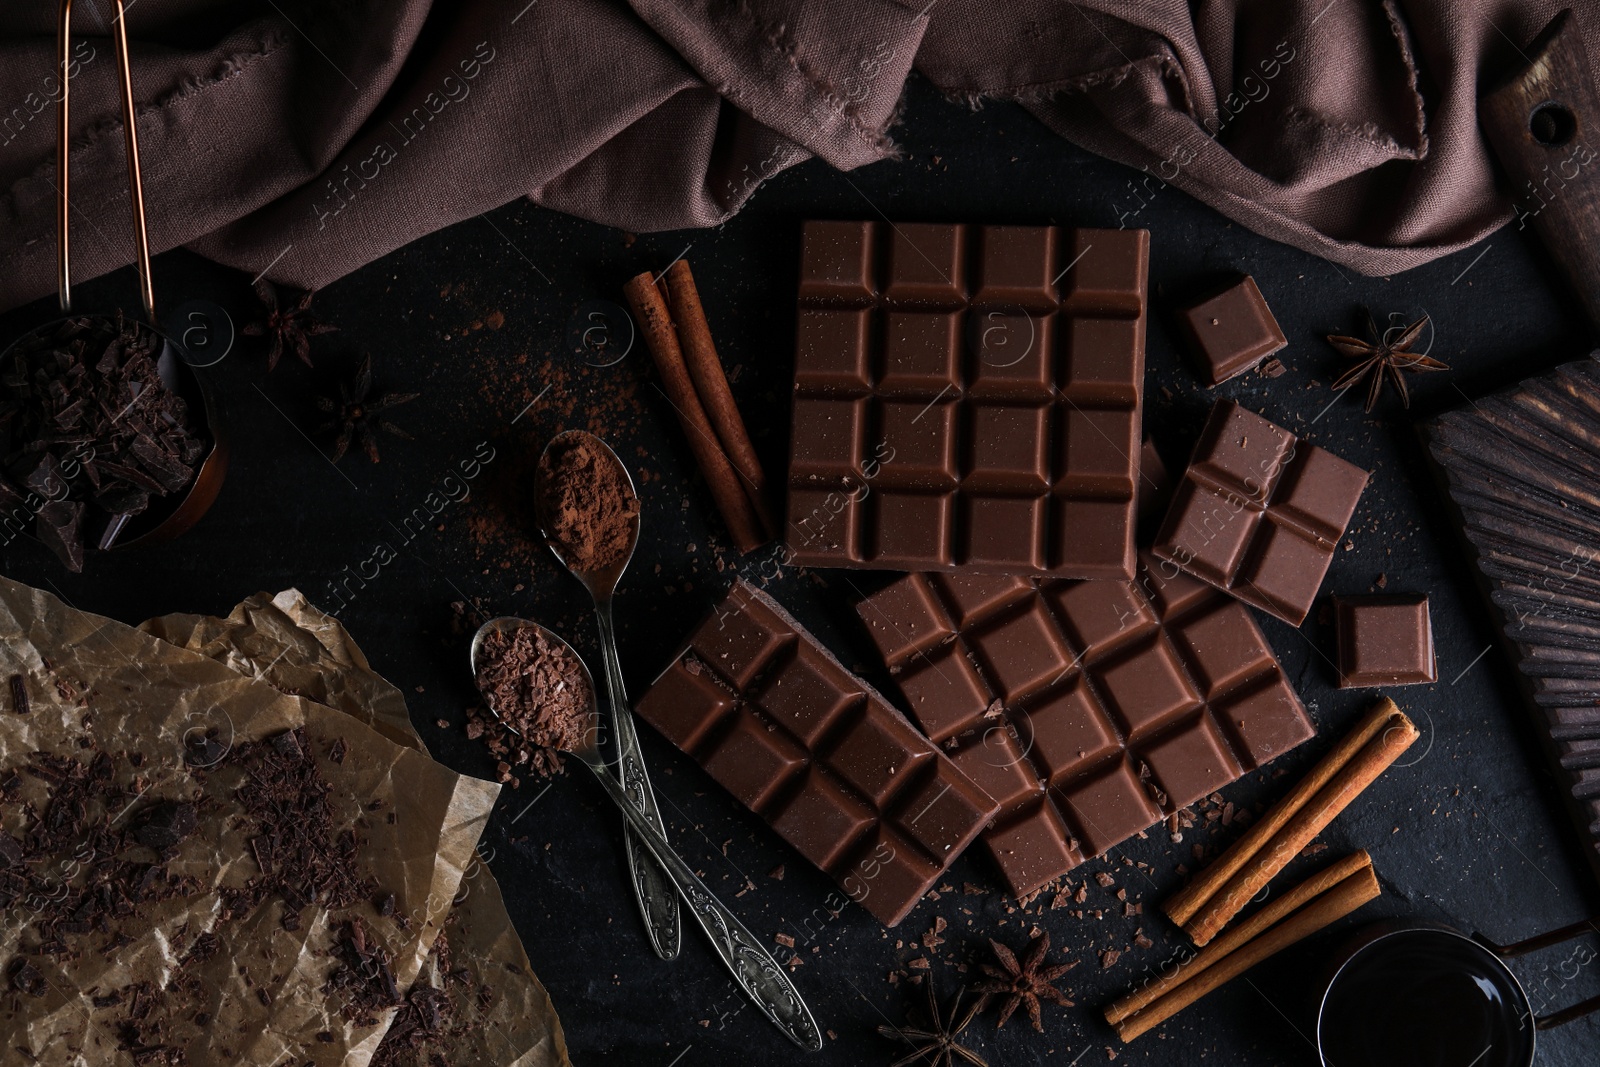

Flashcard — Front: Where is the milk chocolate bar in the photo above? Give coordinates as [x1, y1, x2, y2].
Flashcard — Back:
[634, 580, 999, 926]
[857, 555, 1314, 897]
[786, 220, 1148, 579]
[1152, 400, 1369, 625]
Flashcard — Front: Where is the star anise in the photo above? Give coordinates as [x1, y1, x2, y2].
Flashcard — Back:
[1326, 310, 1448, 412]
[314, 355, 419, 463]
[877, 982, 987, 1067]
[972, 931, 1076, 1032]
[242, 279, 338, 370]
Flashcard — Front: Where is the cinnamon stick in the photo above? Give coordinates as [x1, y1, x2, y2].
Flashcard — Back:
[1167, 698, 1417, 946]
[622, 272, 765, 553]
[1115, 856, 1381, 1041]
[1107, 850, 1373, 1025]
[660, 261, 775, 537]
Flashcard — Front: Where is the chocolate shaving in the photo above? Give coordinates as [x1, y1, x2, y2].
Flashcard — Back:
[219, 728, 375, 928]
[0, 313, 206, 570]
[8, 674, 27, 715]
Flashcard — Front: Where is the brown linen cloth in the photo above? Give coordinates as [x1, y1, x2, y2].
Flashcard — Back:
[0, 1, 1588, 313]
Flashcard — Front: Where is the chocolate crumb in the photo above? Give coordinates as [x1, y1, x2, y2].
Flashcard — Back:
[471, 627, 593, 778]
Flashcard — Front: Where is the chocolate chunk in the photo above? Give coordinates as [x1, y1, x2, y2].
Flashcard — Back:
[857, 555, 1314, 898]
[184, 731, 228, 767]
[1152, 400, 1369, 625]
[0, 832, 23, 869]
[1334, 595, 1436, 687]
[0, 314, 206, 569]
[9, 958, 46, 997]
[1175, 276, 1287, 386]
[787, 220, 1148, 579]
[134, 800, 198, 851]
[8, 674, 27, 716]
[35, 499, 85, 573]
[634, 580, 998, 926]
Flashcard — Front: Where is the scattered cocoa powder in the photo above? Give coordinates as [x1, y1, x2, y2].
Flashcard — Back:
[536, 431, 639, 575]
[472, 627, 593, 778]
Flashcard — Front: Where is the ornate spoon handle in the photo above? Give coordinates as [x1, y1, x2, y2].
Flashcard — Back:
[595, 603, 682, 960]
[580, 758, 823, 1052]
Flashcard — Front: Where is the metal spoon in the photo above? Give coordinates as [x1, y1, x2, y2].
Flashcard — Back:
[534, 430, 681, 960]
[470, 617, 823, 1052]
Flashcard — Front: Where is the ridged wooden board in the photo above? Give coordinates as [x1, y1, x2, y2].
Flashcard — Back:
[1426, 356, 1600, 883]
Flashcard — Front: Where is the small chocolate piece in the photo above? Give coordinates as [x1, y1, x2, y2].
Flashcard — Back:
[8, 674, 27, 715]
[634, 579, 998, 926]
[134, 800, 199, 852]
[857, 554, 1314, 897]
[787, 220, 1148, 579]
[1175, 276, 1287, 386]
[1152, 400, 1369, 626]
[9, 958, 46, 997]
[1334, 595, 1436, 687]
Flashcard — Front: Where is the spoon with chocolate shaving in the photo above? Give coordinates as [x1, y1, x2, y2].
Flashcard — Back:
[534, 430, 682, 961]
[470, 616, 823, 1051]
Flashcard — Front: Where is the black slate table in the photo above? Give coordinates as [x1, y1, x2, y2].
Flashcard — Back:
[4, 78, 1599, 1066]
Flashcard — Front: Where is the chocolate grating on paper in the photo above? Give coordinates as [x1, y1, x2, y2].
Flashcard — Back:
[0, 749, 201, 955]
[0, 314, 207, 570]
[217, 727, 377, 928]
[786, 220, 1148, 579]
[857, 554, 1315, 897]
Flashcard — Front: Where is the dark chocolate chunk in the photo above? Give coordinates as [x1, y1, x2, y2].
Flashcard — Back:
[1153, 400, 1369, 625]
[8, 674, 27, 716]
[133, 800, 198, 852]
[0, 314, 205, 570]
[1175, 276, 1287, 386]
[9, 958, 46, 997]
[787, 220, 1148, 579]
[635, 580, 998, 927]
[857, 555, 1314, 898]
[36, 500, 86, 573]
[1334, 595, 1436, 687]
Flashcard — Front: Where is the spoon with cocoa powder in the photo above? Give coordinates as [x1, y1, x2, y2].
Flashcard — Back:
[470, 617, 822, 1051]
[533, 429, 681, 961]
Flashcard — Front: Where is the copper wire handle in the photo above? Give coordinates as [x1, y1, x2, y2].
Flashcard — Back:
[57, 0, 155, 321]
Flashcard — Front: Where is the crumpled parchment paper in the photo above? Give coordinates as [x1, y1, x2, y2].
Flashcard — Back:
[0, 575, 498, 1066]
[143, 589, 570, 1067]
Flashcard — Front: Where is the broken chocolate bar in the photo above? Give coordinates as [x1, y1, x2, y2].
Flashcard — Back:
[1152, 400, 1369, 626]
[857, 555, 1314, 897]
[634, 579, 999, 926]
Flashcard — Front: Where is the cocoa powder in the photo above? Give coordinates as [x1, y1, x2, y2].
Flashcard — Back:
[536, 431, 638, 575]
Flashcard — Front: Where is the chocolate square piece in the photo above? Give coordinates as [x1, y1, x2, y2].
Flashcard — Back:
[1176, 275, 1288, 386]
[1334, 594, 1436, 687]
[856, 554, 1314, 897]
[788, 220, 1149, 579]
[1153, 400, 1370, 625]
[636, 581, 999, 927]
